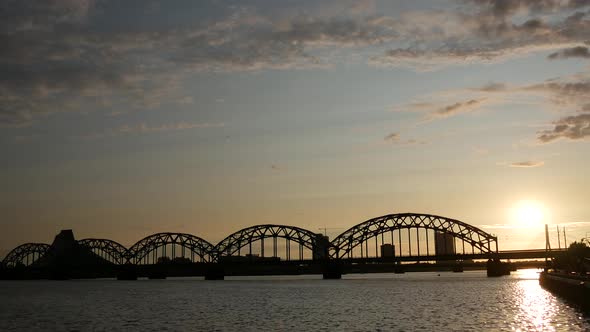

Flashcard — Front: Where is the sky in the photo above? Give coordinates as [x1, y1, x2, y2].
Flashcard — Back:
[2, 0, 590, 256]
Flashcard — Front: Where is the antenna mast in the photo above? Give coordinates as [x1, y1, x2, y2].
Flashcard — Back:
[545, 224, 551, 265]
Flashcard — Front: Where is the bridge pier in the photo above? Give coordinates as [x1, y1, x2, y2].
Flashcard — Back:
[204, 264, 224, 280]
[147, 266, 166, 279]
[486, 258, 510, 277]
[117, 264, 138, 280]
[322, 261, 342, 279]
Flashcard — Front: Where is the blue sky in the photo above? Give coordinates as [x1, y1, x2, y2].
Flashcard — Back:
[1, 0, 590, 254]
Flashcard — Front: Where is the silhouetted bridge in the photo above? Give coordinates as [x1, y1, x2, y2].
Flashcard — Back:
[1, 213, 559, 280]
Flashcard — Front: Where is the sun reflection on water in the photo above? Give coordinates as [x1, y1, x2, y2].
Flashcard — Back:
[511, 270, 560, 331]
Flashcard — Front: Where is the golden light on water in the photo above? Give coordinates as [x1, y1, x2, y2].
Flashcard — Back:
[512, 270, 560, 331]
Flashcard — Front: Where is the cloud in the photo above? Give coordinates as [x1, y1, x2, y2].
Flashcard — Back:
[477, 82, 508, 92]
[390, 102, 433, 113]
[0, 0, 399, 126]
[463, 0, 589, 19]
[527, 81, 590, 95]
[0, 0, 95, 33]
[471, 76, 590, 113]
[509, 161, 545, 168]
[270, 164, 283, 172]
[117, 122, 224, 134]
[371, 1, 590, 70]
[80, 121, 224, 139]
[428, 99, 485, 120]
[384, 132, 400, 142]
[383, 132, 427, 145]
[177, 96, 194, 105]
[464, 73, 590, 143]
[2, 0, 590, 126]
[537, 113, 590, 142]
[473, 146, 489, 155]
[523, 80, 590, 109]
[548, 46, 590, 59]
[403, 138, 428, 145]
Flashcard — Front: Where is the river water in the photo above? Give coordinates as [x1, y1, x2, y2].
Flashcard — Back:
[1, 269, 589, 331]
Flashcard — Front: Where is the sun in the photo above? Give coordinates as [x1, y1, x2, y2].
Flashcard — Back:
[511, 200, 545, 227]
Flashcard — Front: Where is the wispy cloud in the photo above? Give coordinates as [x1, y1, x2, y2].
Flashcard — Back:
[390, 102, 434, 113]
[116, 122, 224, 134]
[467, 75, 590, 143]
[270, 164, 284, 172]
[80, 121, 224, 139]
[476, 82, 509, 92]
[371, 1, 590, 70]
[537, 113, 590, 143]
[383, 132, 427, 146]
[384, 132, 400, 142]
[482, 220, 590, 230]
[427, 99, 485, 120]
[473, 146, 489, 156]
[548, 46, 590, 60]
[391, 98, 488, 123]
[509, 161, 545, 168]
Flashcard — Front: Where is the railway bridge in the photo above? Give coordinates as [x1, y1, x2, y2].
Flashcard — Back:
[1, 213, 558, 280]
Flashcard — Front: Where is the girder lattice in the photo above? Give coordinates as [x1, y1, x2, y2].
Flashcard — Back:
[330, 213, 497, 258]
[214, 224, 319, 260]
[127, 233, 215, 264]
[78, 238, 129, 265]
[2, 243, 50, 268]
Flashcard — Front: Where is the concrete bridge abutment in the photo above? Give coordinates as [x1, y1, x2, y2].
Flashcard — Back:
[204, 264, 225, 280]
[486, 258, 511, 277]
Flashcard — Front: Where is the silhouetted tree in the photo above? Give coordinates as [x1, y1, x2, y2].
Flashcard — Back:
[554, 241, 590, 273]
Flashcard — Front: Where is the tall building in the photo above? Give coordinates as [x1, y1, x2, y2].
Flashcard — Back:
[313, 234, 330, 260]
[435, 231, 455, 256]
[380, 244, 395, 258]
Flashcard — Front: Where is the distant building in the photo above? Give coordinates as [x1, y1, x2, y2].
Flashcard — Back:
[313, 234, 330, 260]
[380, 244, 395, 259]
[435, 231, 455, 256]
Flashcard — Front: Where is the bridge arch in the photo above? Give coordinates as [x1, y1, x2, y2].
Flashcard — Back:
[214, 225, 325, 262]
[127, 233, 215, 264]
[2, 243, 50, 268]
[330, 213, 498, 259]
[78, 239, 128, 265]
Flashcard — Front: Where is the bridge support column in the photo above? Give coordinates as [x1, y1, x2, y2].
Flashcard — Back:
[486, 258, 510, 277]
[147, 265, 166, 279]
[204, 264, 224, 280]
[117, 264, 138, 280]
[322, 261, 342, 279]
[394, 261, 404, 274]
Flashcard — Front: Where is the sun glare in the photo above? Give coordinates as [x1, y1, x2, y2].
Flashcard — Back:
[511, 200, 545, 227]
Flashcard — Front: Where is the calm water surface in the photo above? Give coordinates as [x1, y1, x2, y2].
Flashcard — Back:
[1, 269, 589, 331]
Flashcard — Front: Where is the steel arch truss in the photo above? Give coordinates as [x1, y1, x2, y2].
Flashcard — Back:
[214, 225, 319, 260]
[78, 239, 129, 265]
[2, 243, 50, 268]
[331, 213, 497, 259]
[127, 233, 215, 264]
